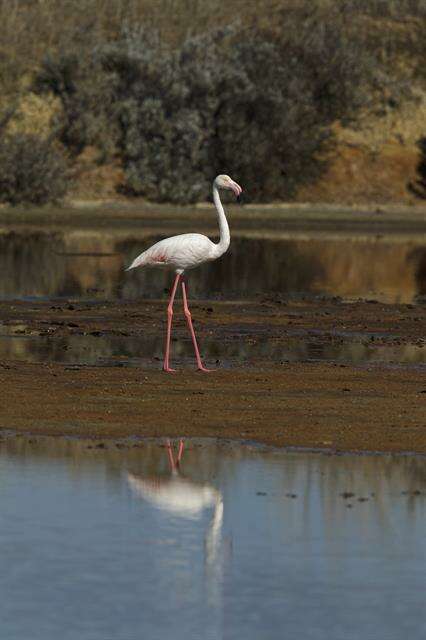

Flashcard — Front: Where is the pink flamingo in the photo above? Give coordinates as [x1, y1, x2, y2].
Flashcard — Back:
[126, 175, 242, 372]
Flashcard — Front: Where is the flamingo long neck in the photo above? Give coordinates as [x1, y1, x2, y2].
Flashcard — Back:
[212, 183, 230, 257]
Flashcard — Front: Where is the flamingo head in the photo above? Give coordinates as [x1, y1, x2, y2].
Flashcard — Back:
[215, 174, 242, 198]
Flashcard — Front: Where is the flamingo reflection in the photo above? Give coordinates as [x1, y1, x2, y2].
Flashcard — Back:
[127, 440, 224, 570]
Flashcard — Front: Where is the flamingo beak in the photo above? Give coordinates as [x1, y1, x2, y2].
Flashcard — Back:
[231, 181, 242, 198]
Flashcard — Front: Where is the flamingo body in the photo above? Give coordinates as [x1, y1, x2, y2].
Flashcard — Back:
[127, 233, 220, 273]
[127, 473, 220, 519]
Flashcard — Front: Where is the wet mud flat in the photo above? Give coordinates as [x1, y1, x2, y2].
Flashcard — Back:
[0, 296, 425, 454]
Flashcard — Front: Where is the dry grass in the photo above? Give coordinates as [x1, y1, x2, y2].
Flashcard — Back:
[0, 0, 278, 84]
[4, 92, 60, 138]
[1, 0, 424, 90]
[1, 0, 424, 103]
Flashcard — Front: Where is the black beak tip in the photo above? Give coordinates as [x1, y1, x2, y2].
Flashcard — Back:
[237, 194, 242, 204]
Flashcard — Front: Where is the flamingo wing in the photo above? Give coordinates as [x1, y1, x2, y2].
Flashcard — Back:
[127, 233, 215, 271]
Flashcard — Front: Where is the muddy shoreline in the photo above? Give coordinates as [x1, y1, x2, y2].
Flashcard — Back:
[1, 201, 425, 235]
[1, 296, 424, 454]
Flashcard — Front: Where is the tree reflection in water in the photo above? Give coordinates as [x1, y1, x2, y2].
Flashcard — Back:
[0, 228, 425, 303]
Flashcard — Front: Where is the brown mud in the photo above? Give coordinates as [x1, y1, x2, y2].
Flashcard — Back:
[0, 297, 425, 454]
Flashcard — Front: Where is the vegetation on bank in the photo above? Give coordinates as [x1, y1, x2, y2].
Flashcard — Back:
[0, 0, 425, 205]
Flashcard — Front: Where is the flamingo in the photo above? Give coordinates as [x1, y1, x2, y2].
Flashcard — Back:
[127, 440, 224, 567]
[126, 174, 242, 372]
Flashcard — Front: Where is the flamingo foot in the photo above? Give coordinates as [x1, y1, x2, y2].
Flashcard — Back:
[197, 365, 215, 373]
[163, 366, 177, 373]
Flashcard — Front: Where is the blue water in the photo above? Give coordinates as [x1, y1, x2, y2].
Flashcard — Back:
[1, 437, 426, 639]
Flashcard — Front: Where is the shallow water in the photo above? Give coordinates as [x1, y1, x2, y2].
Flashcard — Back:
[0, 327, 425, 367]
[0, 227, 425, 303]
[1, 437, 426, 640]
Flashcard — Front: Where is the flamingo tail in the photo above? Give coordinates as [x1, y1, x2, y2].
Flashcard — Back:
[126, 252, 148, 271]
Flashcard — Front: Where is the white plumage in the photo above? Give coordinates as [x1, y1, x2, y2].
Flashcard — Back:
[127, 233, 218, 273]
[126, 175, 242, 275]
[127, 473, 221, 519]
[126, 174, 242, 372]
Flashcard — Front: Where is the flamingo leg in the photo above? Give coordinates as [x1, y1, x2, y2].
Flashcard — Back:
[177, 439, 184, 465]
[181, 279, 214, 372]
[163, 274, 180, 373]
[166, 439, 184, 470]
[166, 439, 176, 470]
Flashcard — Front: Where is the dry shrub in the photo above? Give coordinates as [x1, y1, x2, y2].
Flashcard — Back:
[0, 132, 68, 205]
[33, 3, 381, 203]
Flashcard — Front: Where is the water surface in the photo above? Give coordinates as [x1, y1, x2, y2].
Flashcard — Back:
[1, 227, 425, 303]
[0, 327, 425, 367]
[1, 437, 426, 640]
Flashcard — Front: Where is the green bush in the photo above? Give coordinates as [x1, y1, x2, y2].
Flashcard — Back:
[0, 133, 69, 205]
